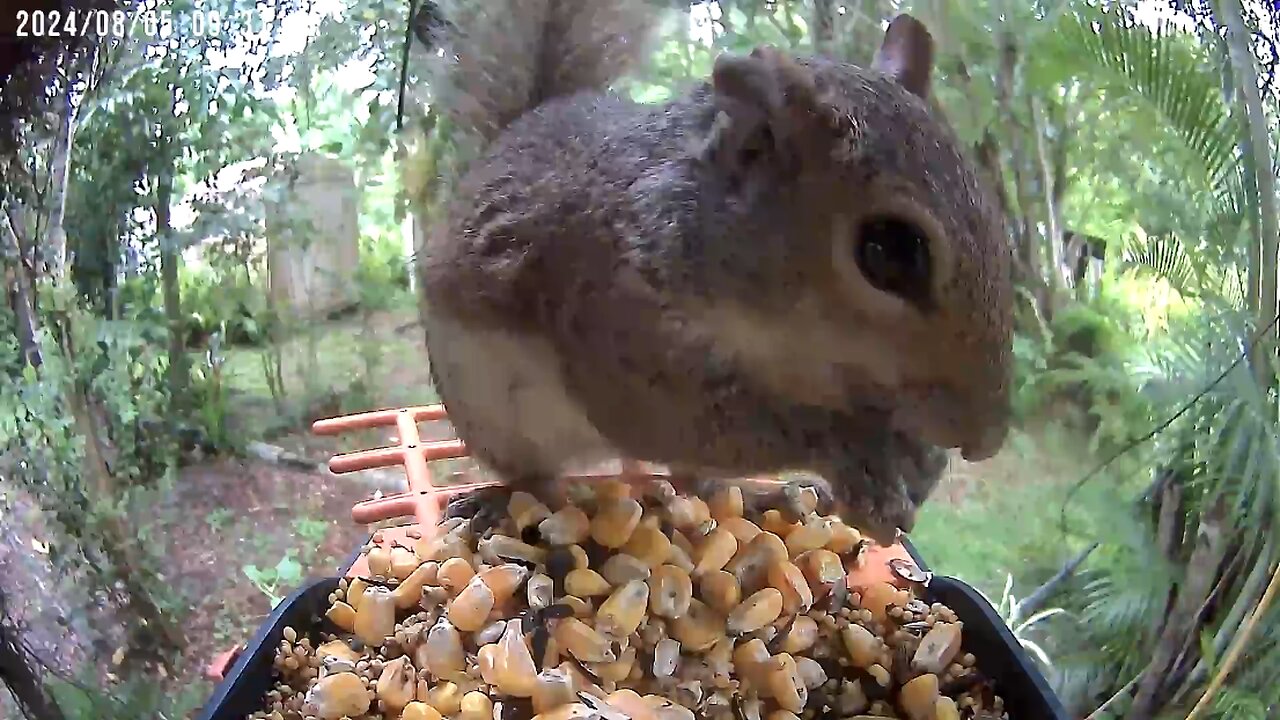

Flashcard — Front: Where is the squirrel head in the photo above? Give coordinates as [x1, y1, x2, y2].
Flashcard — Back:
[693, 14, 1012, 463]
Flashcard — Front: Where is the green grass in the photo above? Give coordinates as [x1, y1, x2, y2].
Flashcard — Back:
[909, 425, 1141, 600]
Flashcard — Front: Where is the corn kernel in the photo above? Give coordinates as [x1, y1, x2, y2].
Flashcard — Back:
[365, 546, 392, 577]
[591, 496, 644, 548]
[729, 532, 788, 591]
[353, 586, 396, 647]
[935, 696, 961, 720]
[768, 560, 814, 613]
[438, 557, 475, 595]
[448, 575, 495, 632]
[623, 524, 673, 567]
[826, 521, 862, 554]
[426, 681, 463, 715]
[669, 496, 711, 529]
[699, 570, 742, 615]
[402, 701, 443, 720]
[496, 618, 538, 697]
[479, 563, 530, 604]
[324, 601, 356, 633]
[601, 554, 652, 585]
[913, 622, 962, 674]
[479, 534, 547, 565]
[345, 577, 369, 611]
[421, 617, 465, 680]
[797, 548, 846, 589]
[785, 517, 833, 557]
[693, 528, 738, 577]
[375, 656, 416, 713]
[569, 544, 591, 570]
[841, 623, 882, 668]
[765, 654, 807, 713]
[653, 638, 680, 677]
[900, 673, 940, 720]
[709, 486, 744, 519]
[553, 617, 615, 663]
[389, 546, 420, 581]
[727, 588, 784, 635]
[760, 510, 795, 538]
[393, 561, 439, 610]
[540, 506, 591, 545]
[460, 691, 493, 720]
[597, 580, 649, 637]
[860, 582, 906, 624]
[606, 689, 658, 720]
[649, 564, 694, 618]
[780, 615, 818, 654]
[719, 516, 763, 544]
[509, 491, 552, 531]
[589, 646, 637, 683]
[565, 568, 613, 597]
[672, 598, 724, 652]
[528, 572, 555, 609]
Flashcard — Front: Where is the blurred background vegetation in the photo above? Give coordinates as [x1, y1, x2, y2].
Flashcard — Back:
[0, 0, 1278, 718]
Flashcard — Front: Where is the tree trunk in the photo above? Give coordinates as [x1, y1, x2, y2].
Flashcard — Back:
[811, 0, 835, 56]
[2, 209, 43, 367]
[1219, 0, 1280, 385]
[0, 591, 66, 720]
[157, 165, 187, 411]
[1127, 502, 1230, 719]
[44, 69, 77, 281]
[1032, 97, 1061, 305]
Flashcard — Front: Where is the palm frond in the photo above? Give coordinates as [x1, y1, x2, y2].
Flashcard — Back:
[1061, 5, 1238, 190]
[1121, 231, 1200, 294]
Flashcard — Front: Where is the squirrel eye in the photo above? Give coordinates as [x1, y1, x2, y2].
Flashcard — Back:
[853, 216, 933, 305]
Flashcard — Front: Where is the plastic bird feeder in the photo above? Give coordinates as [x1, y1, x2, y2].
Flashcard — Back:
[197, 403, 1069, 720]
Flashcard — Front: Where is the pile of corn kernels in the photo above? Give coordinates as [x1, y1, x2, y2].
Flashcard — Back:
[248, 479, 1009, 720]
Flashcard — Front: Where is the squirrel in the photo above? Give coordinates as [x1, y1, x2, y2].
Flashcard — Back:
[418, 0, 1013, 546]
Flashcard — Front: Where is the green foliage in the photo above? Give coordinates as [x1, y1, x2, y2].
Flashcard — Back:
[243, 551, 305, 608]
[47, 670, 207, 720]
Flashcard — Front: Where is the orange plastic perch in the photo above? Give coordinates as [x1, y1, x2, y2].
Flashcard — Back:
[315, 403, 925, 590]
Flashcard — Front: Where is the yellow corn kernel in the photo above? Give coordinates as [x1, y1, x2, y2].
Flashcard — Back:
[560, 594, 594, 618]
[496, 618, 538, 697]
[527, 572, 555, 609]
[477, 643, 500, 685]
[324, 600, 356, 634]
[760, 510, 796, 538]
[421, 617, 465, 680]
[590, 496, 644, 548]
[780, 615, 818, 654]
[426, 681, 464, 715]
[479, 535, 547, 565]
[699, 570, 742, 615]
[900, 673, 940, 720]
[708, 485, 744, 520]
[345, 577, 369, 611]
[727, 588, 784, 635]
[553, 617, 615, 663]
[785, 517, 833, 557]
[733, 637, 771, 685]
[693, 528, 738, 577]
[393, 561, 439, 610]
[460, 691, 493, 720]
[389, 546, 420, 581]
[934, 696, 961, 720]
[623, 524, 673, 567]
[867, 663, 891, 688]
[653, 638, 681, 677]
[768, 560, 813, 613]
[508, 491, 552, 531]
[719, 516, 763, 544]
[438, 556, 475, 596]
[601, 553, 652, 585]
[729, 531, 788, 592]
[861, 581, 906, 623]
[588, 646, 637, 683]
[365, 545, 392, 577]
[794, 656, 827, 689]
[596, 580, 650, 637]
[826, 521, 862, 555]
[671, 598, 725, 652]
[668, 496, 711, 529]
[565, 568, 613, 598]
[569, 544, 591, 570]
[353, 586, 396, 647]
[669, 528, 694, 556]
[448, 575, 495, 632]
[765, 654, 807, 713]
[797, 548, 846, 589]
[913, 622, 963, 675]
[841, 623, 882, 668]
[303, 672, 369, 718]
[648, 564, 694, 619]
[374, 656, 416, 713]
[539, 506, 591, 546]
[532, 668, 577, 714]
[479, 563, 530, 604]
[402, 701, 444, 720]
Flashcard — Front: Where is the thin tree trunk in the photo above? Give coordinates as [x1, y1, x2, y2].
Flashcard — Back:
[1127, 503, 1230, 719]
[1219, 0, 1280, 384]
[0, 590, 66, 720]
[1032, 97, 1062, 305]
[2, 211, 43, 367]
[157, 165, 187, 411]
[811, 0, 835, 56]
[44, 81, 77, 280]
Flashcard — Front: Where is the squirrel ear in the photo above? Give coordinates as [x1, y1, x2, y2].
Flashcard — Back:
[872, 14, 934, 99]
[707, 46, 819, 179]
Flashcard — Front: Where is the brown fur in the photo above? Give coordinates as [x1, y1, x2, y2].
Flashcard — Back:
[418, 3, 1013, 544]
